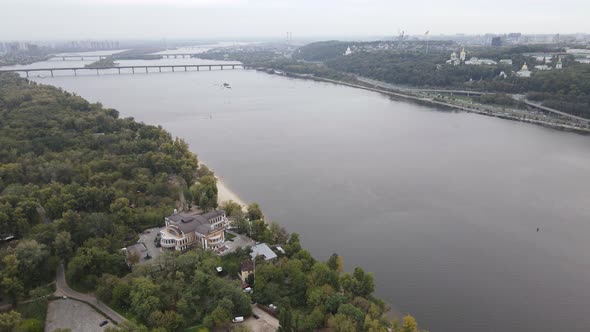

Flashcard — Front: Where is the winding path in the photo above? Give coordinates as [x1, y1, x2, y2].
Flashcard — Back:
[54, 264, 127, 325]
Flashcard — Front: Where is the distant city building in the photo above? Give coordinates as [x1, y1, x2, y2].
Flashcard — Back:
[447, 51, 460, 65]
[491, 37, 502, 47]
[565, 48, 590, 63]
[465, 57, 497, 65]
[446, 48, 467, 65]
[535, 64, 552, 71]
[555, 57, 563, 69]
[516, 63, 532, 77]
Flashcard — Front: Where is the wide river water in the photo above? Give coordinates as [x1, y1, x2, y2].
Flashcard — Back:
[9, 53, 590, 331]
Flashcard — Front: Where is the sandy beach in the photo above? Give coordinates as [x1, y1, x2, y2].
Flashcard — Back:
[198, 162, 248, 211]
[216, 175, 248, 211]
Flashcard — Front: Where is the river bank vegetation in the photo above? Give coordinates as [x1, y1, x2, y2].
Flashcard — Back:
[297, 41, 590, 119]
[84, 57, 117, 69]
[0, 73, 425, 331]
[203, 41, 590, 119]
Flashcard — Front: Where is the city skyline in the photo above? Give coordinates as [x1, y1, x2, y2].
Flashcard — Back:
[2, 0, 589, 40]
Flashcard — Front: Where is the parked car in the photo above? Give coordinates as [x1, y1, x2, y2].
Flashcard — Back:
[99, 320, 109, 327]
[232, 316, 244, 323]
[253, 314, 260, 319]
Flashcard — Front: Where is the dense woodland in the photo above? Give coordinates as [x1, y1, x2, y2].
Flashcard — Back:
[295, 41, 590, 118]
[0, 73, 424, 332]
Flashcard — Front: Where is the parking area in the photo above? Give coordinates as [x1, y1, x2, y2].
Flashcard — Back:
[45, 298, 110, 332]
[243, 306, 279, 332]
[221, 231, 255, 255]
[137, 227, 164, 264]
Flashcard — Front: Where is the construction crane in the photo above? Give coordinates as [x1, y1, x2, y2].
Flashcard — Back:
[397, 29, 406, 49]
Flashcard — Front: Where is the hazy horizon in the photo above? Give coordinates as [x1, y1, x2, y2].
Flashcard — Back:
[2, 0, 589, 40]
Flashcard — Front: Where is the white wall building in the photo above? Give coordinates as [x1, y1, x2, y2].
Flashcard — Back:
[160, 210, 229, 251]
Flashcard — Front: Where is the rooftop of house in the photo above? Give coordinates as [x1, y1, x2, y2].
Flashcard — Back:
[240, 259, 254, 272]
[166, 210, 226, 235]
[250, 243, 277, 261]
[124, 242, 149, 264]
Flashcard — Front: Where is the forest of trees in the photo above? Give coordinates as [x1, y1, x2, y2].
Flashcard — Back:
[0, 73, 425, 331]
[0, 72, 197, 330]
[293, 41, 590, 118]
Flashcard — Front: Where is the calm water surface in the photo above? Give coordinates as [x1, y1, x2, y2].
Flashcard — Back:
[19, 58, 590, 332]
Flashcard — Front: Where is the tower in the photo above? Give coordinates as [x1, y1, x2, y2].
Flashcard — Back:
[450, 51, 458, 65]
[555, 56, 563, 70]
[459, 48, 466, 63]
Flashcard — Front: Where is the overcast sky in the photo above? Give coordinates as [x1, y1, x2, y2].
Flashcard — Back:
[1, 0, 589, 41]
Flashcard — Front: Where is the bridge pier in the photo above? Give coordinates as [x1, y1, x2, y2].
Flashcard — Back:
[221, 65, 223, 70]
[197, 66, 200, 71]
[74, 69, 77, 76]
[172, 67, 175, 72]
[209, 66, 212, 70]
[81, 57, 84, 61]
[118, 68, 121, 75]
[25, 71, 29, 78]
[132, 67, 135, 74]
[145, 67, 148, 74]
[232, 65, 235, 69]
[50, 70, 53, 77]
[184, 66, 187, 72]
[62, 57, 66, 61]
[96, 69, 99, 76]
[159, 67, 161, 72]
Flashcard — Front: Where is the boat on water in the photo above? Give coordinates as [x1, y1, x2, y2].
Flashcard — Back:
[223, 82, 231, 88]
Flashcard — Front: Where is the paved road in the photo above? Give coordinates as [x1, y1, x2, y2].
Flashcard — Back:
[523, 99, 590, 123]
[252, 306, 279, 329]
[55, 264, 127, 325]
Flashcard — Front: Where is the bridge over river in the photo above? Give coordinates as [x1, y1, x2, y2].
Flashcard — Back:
[50, 53, 202, 61]
[0, 63, 244, 77]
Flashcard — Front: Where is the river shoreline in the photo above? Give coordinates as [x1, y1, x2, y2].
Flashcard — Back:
[281, 72, 590, 134]
[198, 162, 249, 211]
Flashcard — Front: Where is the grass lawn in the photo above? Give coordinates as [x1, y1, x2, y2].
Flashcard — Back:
[225, 231, 236, 240]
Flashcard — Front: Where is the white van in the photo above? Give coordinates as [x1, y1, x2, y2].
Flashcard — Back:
[232, 316, 244, 323]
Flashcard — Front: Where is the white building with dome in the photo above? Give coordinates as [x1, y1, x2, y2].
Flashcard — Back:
[516, 63, 532, 78]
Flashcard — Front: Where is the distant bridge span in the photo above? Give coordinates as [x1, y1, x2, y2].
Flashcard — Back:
[49, 54, 110, 61]
[0, 63, 245, 77]
[49, 53, 203, 61]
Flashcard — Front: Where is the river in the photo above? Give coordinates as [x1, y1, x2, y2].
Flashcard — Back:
[8, 52, 590, 332]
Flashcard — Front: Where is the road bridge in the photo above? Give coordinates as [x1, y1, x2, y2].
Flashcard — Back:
[0, 63, 244, 77]
[524, 99, 590, 123]
[49, 54, 110, 61]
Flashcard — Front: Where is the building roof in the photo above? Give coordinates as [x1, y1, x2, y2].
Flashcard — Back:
[250, 243, 277, 261]
[166, 210, 225, 235]
[240, 260, 254, 272]
[125, 242, 149, 264]
[126, 242, 148, 257]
